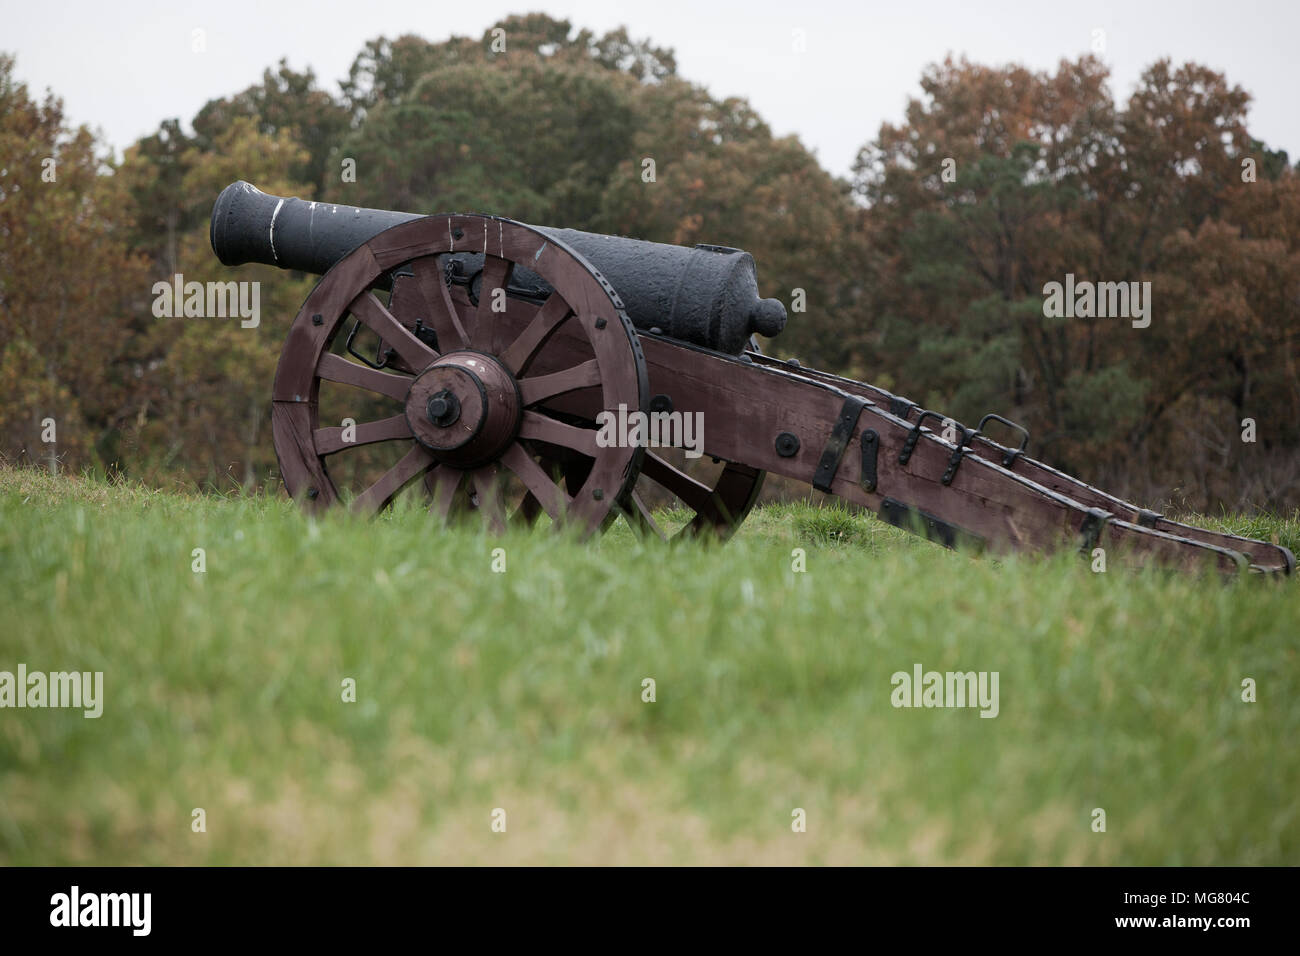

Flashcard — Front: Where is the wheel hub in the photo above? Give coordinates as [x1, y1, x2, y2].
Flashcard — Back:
[405, 351, 522, 468]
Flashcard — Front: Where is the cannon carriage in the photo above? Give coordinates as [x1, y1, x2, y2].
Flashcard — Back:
[210, 181, 1294, 575]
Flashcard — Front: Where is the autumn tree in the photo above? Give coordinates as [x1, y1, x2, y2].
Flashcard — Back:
[117, 118, 313, 488]
[192, 61, 350, 198]
[0, 55, 150, 472]
[853, 54, 1300, 509]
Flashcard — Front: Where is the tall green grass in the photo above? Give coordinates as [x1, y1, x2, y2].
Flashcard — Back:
[1, 469, 1296, 864]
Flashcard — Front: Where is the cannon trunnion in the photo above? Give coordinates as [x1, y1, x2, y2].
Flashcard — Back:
[210, 183, 1294, 575]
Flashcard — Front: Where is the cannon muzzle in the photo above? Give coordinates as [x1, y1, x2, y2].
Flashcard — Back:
[211, 182, 786, 354]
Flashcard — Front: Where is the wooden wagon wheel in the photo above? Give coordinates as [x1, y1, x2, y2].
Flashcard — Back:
[508, 439, 762, 541]
[270, 214, 648, 536]
[622, 454, 765, 541]
[454, 348, 763, 540]
[405, 252, 765, 542]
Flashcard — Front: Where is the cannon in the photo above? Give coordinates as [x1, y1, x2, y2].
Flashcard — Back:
[212, 181, 787, 356]
[210, 181, 1294, 575]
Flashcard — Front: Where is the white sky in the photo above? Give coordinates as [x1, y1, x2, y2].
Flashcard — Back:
[4, 0, 1298, 180]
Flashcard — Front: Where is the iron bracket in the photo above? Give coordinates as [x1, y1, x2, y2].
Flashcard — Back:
[889, 396, 915, 420]
[1078, 508, 1112, 554]
[813, 395, 868, 492]
[898, 410, 947, 466]
[976, 412, 1031, 468]
[879, 497, 983, 551]
[941, 426, 978, 486]
[859, 429, 879, 493]
[345, 318, 391, 370]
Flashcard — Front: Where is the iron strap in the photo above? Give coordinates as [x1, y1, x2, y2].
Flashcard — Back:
[889, 396, 916, 420]
[1136, 509, 1161, 528]
[878, 497, 984, 551]
[860, 429, 880, 493]
[813, 395, 869, 493]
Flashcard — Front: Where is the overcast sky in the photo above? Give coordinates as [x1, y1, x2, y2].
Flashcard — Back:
[5, 0, 1298, 180]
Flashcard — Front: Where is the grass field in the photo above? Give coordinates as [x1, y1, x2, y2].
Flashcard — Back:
[1, 466, 1297, 865]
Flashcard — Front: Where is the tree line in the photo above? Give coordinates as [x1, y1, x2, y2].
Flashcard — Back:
[2, 12, 1297, 511]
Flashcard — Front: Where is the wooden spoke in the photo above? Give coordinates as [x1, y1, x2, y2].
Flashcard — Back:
[518, 411, 600, 459]
[426, 465, 464, 520]
[500, 442, 571, 521]
[625, 490, 667, 540]
[318, 353, 413, 401]
[314, 414, 412, 456]
[349, 291, 439, 371]
[380, 274, 427, 373]
[518, 359, 602, 407]
[640, 452, 718, 517]
[410, 256, 469, 350]
[470, 465, 508, 534]
[498, 293, 572, 375]
[351, 444, 435, 515]
[472, 255, 514, 351]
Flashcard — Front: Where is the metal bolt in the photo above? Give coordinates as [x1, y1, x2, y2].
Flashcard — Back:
[592, 488, 604, 500]
[594, 318, 607, 329]
[307, 487, 319, 499]
[775, 432, 800, 457]
[452, 228, 464, 240]
[312, 313, 323, 326]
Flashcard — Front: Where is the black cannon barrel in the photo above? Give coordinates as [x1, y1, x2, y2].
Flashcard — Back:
[211, 181, 786, 355]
